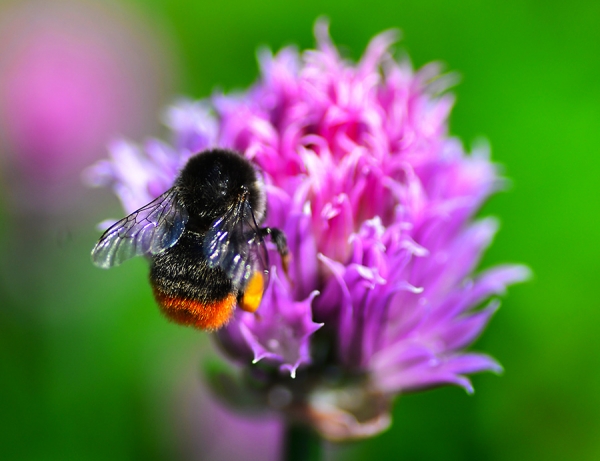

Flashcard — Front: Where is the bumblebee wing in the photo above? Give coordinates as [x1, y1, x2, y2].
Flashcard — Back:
[203, 199, 250, 286]
[204, 198, 269, 289]
[244, 201, 270, 285]
[92, 188, 188, 268]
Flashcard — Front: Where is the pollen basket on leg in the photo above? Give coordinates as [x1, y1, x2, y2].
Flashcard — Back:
[239, 272, 265, 313]
[152, 287, 236, 331]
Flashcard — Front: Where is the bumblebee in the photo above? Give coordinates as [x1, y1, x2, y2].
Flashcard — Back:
[92, 149, 289, 330]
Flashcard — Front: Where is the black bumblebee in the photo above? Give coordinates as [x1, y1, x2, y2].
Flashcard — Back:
[92, 149, 289, 330]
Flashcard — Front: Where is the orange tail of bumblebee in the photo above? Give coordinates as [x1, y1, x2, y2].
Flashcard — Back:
[152, 286, 236, 331]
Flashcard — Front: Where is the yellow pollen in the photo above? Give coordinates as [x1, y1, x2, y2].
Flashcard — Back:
[239, 272, 265, 313]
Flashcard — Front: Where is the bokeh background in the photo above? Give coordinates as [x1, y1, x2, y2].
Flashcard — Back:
[0, 0, 597, 460]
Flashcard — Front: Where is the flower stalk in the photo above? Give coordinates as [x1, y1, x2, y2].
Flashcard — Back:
[283, 423, 322, 461]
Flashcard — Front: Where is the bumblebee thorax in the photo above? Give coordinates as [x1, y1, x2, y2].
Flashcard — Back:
[176, 149, 265, 226]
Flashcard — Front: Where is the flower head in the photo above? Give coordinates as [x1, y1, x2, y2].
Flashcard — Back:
[88, 21, 529, 440]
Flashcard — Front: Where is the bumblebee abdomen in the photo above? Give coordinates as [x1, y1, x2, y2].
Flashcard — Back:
[149, 231, 237, 330]
[152, 285, 236, 330]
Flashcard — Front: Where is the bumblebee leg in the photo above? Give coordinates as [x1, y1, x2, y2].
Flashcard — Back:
[261, 227, 290, 274]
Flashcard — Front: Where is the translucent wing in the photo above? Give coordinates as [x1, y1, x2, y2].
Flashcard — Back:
[245, 203, 271, 285]
[92, 188, 188, 268]
[203, 198, 269, 289]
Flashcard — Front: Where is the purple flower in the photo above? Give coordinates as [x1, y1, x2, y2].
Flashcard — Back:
[88, 21, 529, 441]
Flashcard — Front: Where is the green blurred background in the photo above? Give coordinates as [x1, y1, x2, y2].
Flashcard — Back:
[0, 0, 598, 460]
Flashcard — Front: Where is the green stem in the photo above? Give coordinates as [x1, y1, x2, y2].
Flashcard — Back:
[283, 422, 322, 461]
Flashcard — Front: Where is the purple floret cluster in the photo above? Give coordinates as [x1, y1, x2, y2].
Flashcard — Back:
[88, 22, 528, 440]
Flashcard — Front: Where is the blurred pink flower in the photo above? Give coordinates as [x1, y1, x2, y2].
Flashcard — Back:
[0, 0, 171, 209]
